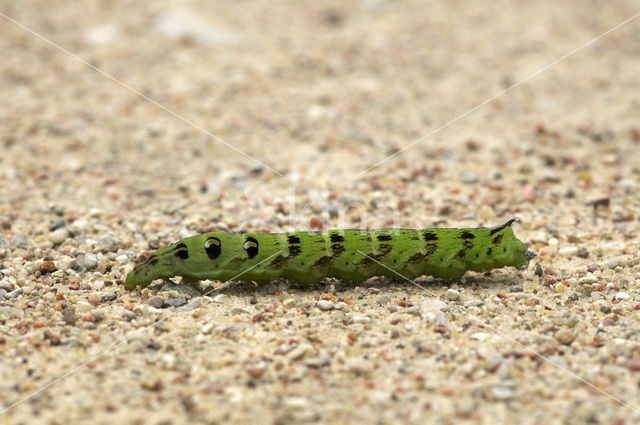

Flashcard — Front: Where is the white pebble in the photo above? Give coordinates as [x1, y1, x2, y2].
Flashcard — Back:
[558, 247, 579, 257]
[316, 300, 334, 311]
[49, 228, 69, 244]
[547, 238, 559, 254]
[616, 292, 630, 301]
[76, 301, 92, 312]
[212, 294, 228, 303]
[201, 322, 216, 334]
[578, 276, 598, 285]
[43, 291, 57, 303]
[282, 298, 297, 308]
[446, 289, 461, 301]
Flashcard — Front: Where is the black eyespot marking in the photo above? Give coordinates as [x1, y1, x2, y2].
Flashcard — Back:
[289, 245, 302, 257]
[492, 234, 503, 245]
[377, 233, 392, 241]
[243, 237, 259, 259]
[329, 233, 344, 243]
[204, 237, 221, 259]
[175, 249, 189, 260]
[174, 243, 189, 259]
[149, 258, 159, 266]
[460, 231, 475, 239]
[423, 232, 438, 241]
[287, 235, 301, 244]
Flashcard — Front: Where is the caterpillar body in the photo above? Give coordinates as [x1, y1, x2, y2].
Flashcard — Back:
[124, 219, 535, 290]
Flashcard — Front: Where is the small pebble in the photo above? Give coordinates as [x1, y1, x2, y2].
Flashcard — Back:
[49, 228, 69, 244]
[38, 261, 57, 274]
[615, 292, 630, 301]
[446, 289, 460, 301]
[478, 204, 495, 221]
[96, 235, 123, 253]
[12, 233, 27, 248]
[76, 301, 92, 312]
[79, 254, 99, 271]
[49, 219, 65, 231]
[316, 300, 334, 311]
[62, 308, 77, 326]
[91, 309, 105, 322]
[212, 294, 228, 303]
[558, 247, 579, 257]
[163, 298, 187, 308]
[43, 292, 57, 303]
[555, 329, 576, 345]
[0, 281, 13, 291]
[282, 298, 297, 308]
[148, 296, 165, 308]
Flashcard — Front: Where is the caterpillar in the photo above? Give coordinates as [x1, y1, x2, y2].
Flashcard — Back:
[124, 219, 535, 290]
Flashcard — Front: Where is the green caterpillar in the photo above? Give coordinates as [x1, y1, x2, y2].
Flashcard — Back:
[124, 219, 535, 290]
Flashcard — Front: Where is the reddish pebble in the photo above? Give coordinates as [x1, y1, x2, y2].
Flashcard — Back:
[309, 217, 323, 230]
[521, 184, 536, 201]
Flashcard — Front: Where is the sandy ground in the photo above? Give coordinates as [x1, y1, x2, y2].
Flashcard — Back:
[1, 1, 640, 424]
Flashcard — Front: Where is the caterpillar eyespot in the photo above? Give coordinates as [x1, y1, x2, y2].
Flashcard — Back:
[124, 219, 536, 291]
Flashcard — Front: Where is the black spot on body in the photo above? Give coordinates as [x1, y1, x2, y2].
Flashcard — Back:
[408, 253, 423, 264]
[460, 231, 475, 239]
[289, 245, 302, 257]
[424, 243, 437, 257]
[269, 255, 288, 269]
[423, 232, 438, 241]
[175, 249, 189, 260]
[376, 233, 392, 241]
[314, 256, 333, 267]
[287, 235, 301, 244]
[456, 249, 466, 259]
[331, 243, 345, 256]
[486, 247, 493, 256]
[243, 237, 259, 259]
[329, 233, 344, 243]
[492, 234, 503, 245]
[149, 258, 159, 266]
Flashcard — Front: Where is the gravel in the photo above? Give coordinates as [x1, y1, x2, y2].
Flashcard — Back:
[1, 2, 639, 425]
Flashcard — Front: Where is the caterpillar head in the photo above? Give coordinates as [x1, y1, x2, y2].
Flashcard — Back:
[124, 243, 180, 290]
[488, 219, 535, 270]
[124, 233, 245, 290]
